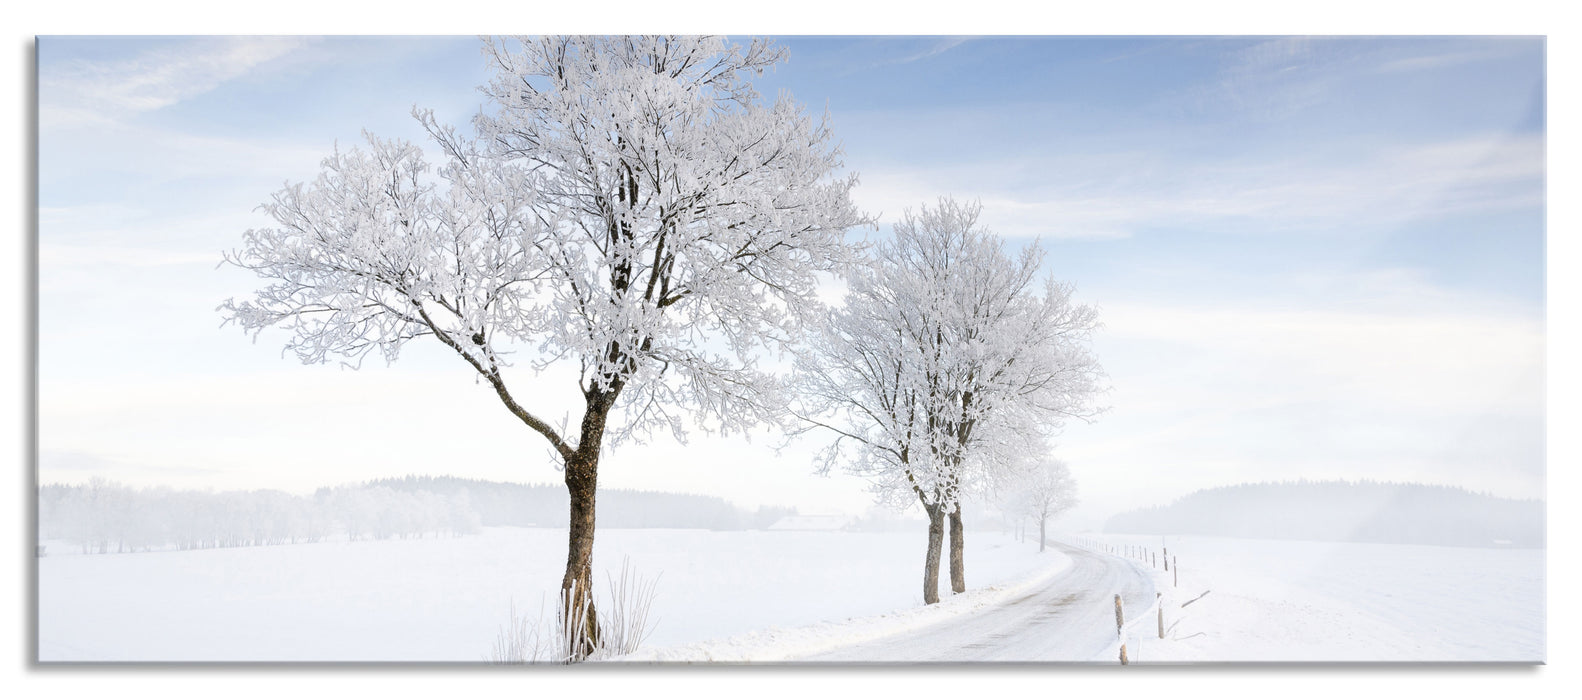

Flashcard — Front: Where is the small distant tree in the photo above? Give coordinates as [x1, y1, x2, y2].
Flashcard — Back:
[1004, 458, 1079, 552]
[794, 197, 1102, 603]
[222, 35, 867, 658]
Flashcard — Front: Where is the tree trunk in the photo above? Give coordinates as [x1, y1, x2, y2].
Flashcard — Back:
[948, 503, 966, 594]
[562, 451, 600, 660]
[922, 502, 946, 604]
[560, 391, 614, 660]
[1039, 514, 1048, 553]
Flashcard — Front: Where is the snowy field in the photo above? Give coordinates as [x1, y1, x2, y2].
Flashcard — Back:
[38, 527, 1545, 663]
[1081, 534, 1544, 663]
[38, 526, 1058, 662]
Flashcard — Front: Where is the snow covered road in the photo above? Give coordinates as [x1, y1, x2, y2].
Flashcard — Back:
[797, 542, 1155, 663]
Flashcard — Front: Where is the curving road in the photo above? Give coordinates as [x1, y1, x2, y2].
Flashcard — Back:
[796, 541, 1156, 663]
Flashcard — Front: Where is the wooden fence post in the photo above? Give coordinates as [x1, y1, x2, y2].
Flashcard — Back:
[1115, 594, 1128, 665]
[1157, 592, 1164, 639]
[1173, 557, 1178, 588]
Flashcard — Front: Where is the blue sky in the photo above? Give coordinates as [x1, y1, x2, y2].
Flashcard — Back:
[35, 35, 1546, 525]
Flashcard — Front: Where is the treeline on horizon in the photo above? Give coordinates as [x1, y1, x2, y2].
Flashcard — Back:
[36, 475, 801, 556]
[1104, 479, 1545, 548]
[362, 475, 797, 531]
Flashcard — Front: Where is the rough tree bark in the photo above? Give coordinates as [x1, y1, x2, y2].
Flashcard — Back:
[948, 504, 966, 594]
[1038, 512, 1048, 553]
[560, 388, 617, 658]
[922, 502, 946, 605]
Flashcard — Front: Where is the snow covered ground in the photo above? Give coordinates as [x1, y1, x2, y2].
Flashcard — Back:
[37, 526, 1544, 663]
[1079, 534, 1544, 663]
[37, 526, 1058, 662]
[614, 551, 1072, 663]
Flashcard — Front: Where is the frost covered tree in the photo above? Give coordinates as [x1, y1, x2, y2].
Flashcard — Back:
[1004, 458, 1079, 553]
[793, 197, 1101, 603]
[222, 35, 867, 657]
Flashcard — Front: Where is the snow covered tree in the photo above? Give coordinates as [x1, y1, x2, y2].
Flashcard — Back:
[1004, 458, 1079, 553]
[793, 197, 1102, 603]
[222, 35, 868, 658]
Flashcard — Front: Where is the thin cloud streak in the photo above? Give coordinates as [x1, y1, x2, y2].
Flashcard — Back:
[882, 36, 973, 66]
[40, 36, 315, 127]
[853, 132, 1542, 239]
[1174, 36, 1538, 122]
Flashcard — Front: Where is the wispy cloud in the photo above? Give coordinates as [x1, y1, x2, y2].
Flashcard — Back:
[1181, 36, 1330, 120]
[41, 36, 316, 127]
[836, 36, 975, 76]
[1375, 49, 1509, 74]
[881, 36, 972, 67]
[852, 132, 1542, 239]
[1174, 36, 1538, 122]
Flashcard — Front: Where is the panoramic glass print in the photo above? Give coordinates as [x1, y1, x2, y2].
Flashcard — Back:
[36, 35, 1544, 663]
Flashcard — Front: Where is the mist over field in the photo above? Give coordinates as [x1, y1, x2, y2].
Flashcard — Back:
[37, 476, 933, 557]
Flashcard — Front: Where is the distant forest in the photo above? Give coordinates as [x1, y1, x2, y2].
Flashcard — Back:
[363, 475, 796, 531]
[1104, 480, 1544, 548]
[37, 475, 800, 555]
